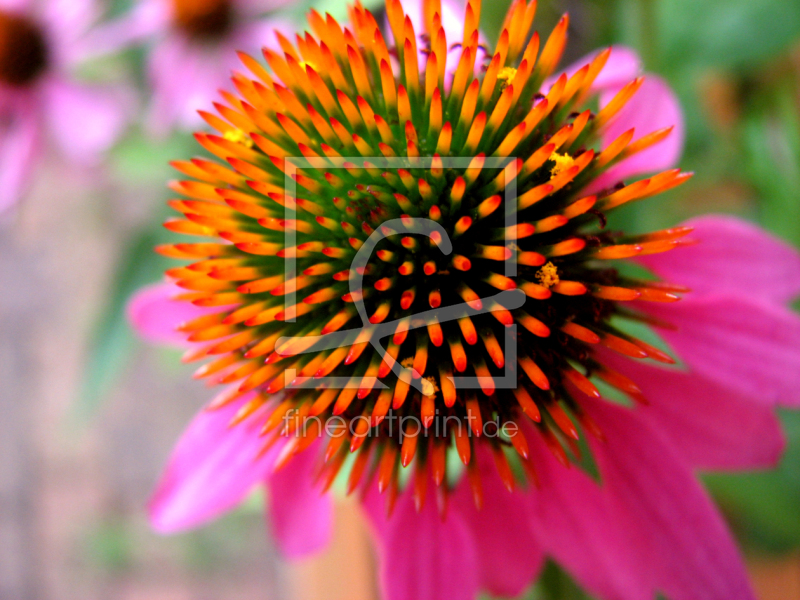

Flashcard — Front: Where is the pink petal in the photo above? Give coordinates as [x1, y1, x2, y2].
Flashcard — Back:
[42, 77, 133, 164]
[77, 0, 169, 59]
[267, 442, 333, 559]
[542, 46, 682, 191]
[0, 0, 34, 12]
[591, 75, 684, 191]
[148, 391, 280, 533]
[451, 450, 544, 597]
[126, 282, 222, 347]
[638, 215, 800, 304]
[146, 35, 211, 133]
[233, 0, 296, 17]
[544, 45, 642, 94]
[360, 483, 391, 541]
[363, 479, 480, 600]
[42, 0, 99, 37]
[231, 18, 295, 52]
[396, 0, 465, 50]
[595, 348, 785, 470]
[145, 15, 292, 134]
[40, 0, 101, 65]
[591, 46, 643, 91]
[584, 397, 757, 600]
[147, 33, 238, 133]
[642, 294, 800, 407]
[523, 426, 650, 600]
[0, 96, 40, 213]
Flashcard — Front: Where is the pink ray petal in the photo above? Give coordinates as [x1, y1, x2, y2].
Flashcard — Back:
[451, 449, 544, 597]
[148, 391, 280, 533]
[642, 294, 800, 407]
[127, 282, 224, 347]
[387, 0, 484, 82]
[395, 0, 466, 51]
[363, 478, 480, 600]
[523, 425, 650, 600]
[233, 0, 295, 16]
[42, 77, 133, 164]
[230, 18, 295, 55]
[78, 0, 169, 60]
[590, 75, 684, 191]
[40, 0, 102, 65]
[544, 45, 642, 94]
[583, 397, 757, 600]
[0, 0, 35, 12]
[360, 481, 390, 538]
[0, 96, 40, 213]
[267, 442, 333, 559]
[146, 35, 208, 133]
[595, 348, 785, 470]
[638, 215, 800, 304]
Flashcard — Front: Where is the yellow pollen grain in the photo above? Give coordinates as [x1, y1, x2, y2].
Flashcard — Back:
[423, 376, 440, 395]
[398, 360, 437, 395]
[224, 128, 253, 148]
[549, 152, 575, 176]
[498, 67, 518, 87]
[536, 262, 560, 288]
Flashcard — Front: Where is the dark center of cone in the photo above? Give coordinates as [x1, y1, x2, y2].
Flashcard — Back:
[0, 12, 48, 87]
[173, 0, 233, 40]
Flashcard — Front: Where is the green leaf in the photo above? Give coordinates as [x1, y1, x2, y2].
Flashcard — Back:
[110, 130, 197, 185]
[74, 131, 204, 420]
[705, 411, 800, 553]
[83, 520, 134, 572]
[742, 87, 800, 246]
[534, 560, 598, 600]
[74, 224, 172, 420]
[299, 0, 383, 21]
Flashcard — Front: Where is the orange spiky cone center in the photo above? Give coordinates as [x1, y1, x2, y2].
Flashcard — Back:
[161, 0, 692, 514]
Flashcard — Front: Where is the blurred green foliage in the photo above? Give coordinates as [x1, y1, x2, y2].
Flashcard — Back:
[76, 131, 196, 418]
[706, 410, 800, 554]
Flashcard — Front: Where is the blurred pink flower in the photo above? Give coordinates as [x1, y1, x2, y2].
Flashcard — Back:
[95, 0, 293, 134]
[0, 0, 133, 213]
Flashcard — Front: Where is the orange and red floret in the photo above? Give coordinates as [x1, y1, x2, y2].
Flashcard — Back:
[156, 0, 693, 512]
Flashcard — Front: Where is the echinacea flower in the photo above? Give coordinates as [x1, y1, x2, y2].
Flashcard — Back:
[96, 0, 293, 133]
[0, 0, 132, 212]
[128, 0, 800, 598]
